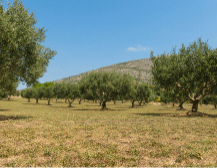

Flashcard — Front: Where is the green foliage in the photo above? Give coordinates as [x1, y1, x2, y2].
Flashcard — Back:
[0, 0, 57, 95]
[79, 75, 95, 101]
[127, 83, 152, 106]
[150, 85, 161, 97]
[151, 38, 217, 112]
[118, 73, 135, 102]
[148, 85, 159, 102]
[21, 88, 34, 102]
[65, 84, 79, 100]
[0, 88, 7, 100]
[15, 90, 20, 96]
[160, 90, 173, 104]
[137, 84, 151, 105]
[202, 94, 217, 106]
[5, 82, 18, 97]
[43, 86, 54, 99]
[32, 87, 44, 103]
[78, 71, 135, 109]
[33, 82, 54, 88]
[53, 83, 65, 99]
[64, 83, 80, 107]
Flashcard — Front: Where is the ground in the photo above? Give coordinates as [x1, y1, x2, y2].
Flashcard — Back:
[0, 98, 217, 167]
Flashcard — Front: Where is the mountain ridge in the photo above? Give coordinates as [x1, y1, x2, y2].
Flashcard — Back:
[54, 58, 153, 84]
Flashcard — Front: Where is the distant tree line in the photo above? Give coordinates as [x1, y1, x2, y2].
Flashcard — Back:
[21, 71, 156, 109]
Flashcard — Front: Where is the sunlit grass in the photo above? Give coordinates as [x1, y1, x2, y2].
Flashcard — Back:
[0, 98, 217, 166]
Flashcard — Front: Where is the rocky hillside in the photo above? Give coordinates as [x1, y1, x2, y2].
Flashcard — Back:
[54, 58, 153, 84]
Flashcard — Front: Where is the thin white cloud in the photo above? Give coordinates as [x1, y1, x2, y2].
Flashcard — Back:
[127, 45, 150, 51]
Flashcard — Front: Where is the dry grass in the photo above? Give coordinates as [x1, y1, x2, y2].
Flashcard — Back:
[0, 98, 217, 167]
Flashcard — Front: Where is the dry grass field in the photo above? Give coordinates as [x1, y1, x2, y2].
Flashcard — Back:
[0, 98, 217, 167]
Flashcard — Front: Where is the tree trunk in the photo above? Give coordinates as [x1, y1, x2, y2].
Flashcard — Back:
[56, 98, 57, 102]
[69, 100, 72, 107]
[178, 101, 184, 109]
[84, 99, 85, 102]
[139, 101, 142, 106]
[192, 101, 199, 112]
[65, 98, 67, 103]
[48, 99, 50, 105]
[173, 103, 174, 107]
[8, 95, 11, 101]
[28, 98, 30, 102]
[79, 99, 82, 104]
[113, 100, 116, 104]
[178, 100, 185, 110]
[132, 101, 135, 108]
[214, 103, 216, 109]
[36, 98, 38, 104]
[95, 100, 97, 103]
[122, 100, 123, 103]
[102, 101, 107, 110]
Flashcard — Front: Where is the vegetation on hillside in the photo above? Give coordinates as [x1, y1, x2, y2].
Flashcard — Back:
[54, 59, 153, 84]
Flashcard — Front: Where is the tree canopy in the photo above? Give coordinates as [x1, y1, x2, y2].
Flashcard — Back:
[0, 0, 57, 97]
[151, 38, 217, 112]
[64, 83, 79, 107]
[78, 71, 135, 110]
[137, 83, 151, 106]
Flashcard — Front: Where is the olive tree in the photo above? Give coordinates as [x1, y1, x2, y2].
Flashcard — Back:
[32, 87, 44, 103]
[160, 86, 188, 109]
[79, 71, 135, 110]
[118, 74, 135, 104]
[79, 74, 96, 105]
[21, 88, 34, 102]
[202, 94, 217, 108]
[15, 90, 20, 97]
[128, 83, 138, 108]
[53, 83, 64, 102]
[64, 83, 79, 107]
[43, 86, 54, 105]
[151, 38, 217, 112]
[5, 82, 18, 100]
[137, 83, 151, 105]
[149, 85, 161, 103]
[0, 0, 56, 98]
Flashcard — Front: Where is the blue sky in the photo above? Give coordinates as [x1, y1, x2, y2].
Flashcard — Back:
[2, 0, 217, 90]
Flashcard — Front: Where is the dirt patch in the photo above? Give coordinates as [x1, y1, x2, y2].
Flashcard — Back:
[150, 102, 161, 105]
[0, 155, 22, 166]
[187, 111, 217, 118]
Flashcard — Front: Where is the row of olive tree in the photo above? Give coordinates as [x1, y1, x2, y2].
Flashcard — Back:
[78, 71, 154, 109]
[21, 71, 154, 109]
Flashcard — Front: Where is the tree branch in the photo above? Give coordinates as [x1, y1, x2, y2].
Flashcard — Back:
[196, 86, 209, 101]
[176, 82, 194, 101]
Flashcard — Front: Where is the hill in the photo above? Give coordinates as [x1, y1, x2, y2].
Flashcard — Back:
[54, 58, 153, 84]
